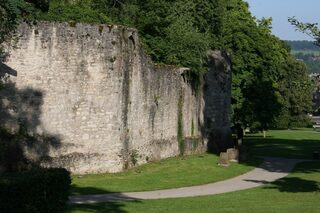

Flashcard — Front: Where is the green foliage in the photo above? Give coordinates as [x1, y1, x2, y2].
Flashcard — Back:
[274, 56, 313, 129]
[40, 0, 214, 73]
[0, 167, 71, 213]
[39, 0, 111, 24]
[130, 149, 138, 166]
[222, 0, 287, 130]
[289, 17, 320, 46]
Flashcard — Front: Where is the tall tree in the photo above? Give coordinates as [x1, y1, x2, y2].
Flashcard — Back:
[275, 56, 313, 128]
[221, 0, 288, 134]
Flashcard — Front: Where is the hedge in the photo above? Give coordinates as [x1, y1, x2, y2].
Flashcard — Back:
[0, 168, 71, 213]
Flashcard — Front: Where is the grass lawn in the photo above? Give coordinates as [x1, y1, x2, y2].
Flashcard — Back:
[245, 129, 320, 159]
[68, 129, 320, 212]
[68, 161, 320, 213]
[71, 154, 260, 195]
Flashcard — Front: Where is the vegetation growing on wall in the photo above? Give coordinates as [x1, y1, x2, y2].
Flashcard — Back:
[177, 92, 185, 156]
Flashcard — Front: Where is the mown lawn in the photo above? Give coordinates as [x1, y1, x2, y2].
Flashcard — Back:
[246, 129, 320, 159]
[68, 161, 320, 213]
[71, 154, 260, 195]
[68, 129, 320, 212]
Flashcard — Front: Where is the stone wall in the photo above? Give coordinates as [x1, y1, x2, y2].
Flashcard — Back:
[0, 22, 231, 174]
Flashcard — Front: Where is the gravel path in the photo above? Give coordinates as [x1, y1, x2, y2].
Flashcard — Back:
[69, 157, 306, 204]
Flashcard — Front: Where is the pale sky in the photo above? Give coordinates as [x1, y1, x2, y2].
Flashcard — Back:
[245, 0, 320, 41]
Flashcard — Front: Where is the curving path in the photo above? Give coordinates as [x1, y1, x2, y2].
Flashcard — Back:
[69, 157, 306, 204]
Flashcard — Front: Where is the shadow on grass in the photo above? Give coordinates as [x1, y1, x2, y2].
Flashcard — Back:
[245, 161, 320, 193]
[265, 177, 320, 193]
[244, 176, 320, 193]
[67, 202, 128, 213]
[268, 161, 320, 193]
[293, 162, 320, 174]
[243, 135, 274, 138]
[244, 137, 320, 160]
[68, 186, 141, 213]
[71, 185, 115, 196]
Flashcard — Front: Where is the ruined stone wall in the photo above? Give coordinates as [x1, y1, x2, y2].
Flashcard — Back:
[0, 22, 230, 174]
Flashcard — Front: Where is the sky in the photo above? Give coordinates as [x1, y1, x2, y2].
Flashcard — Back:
[245, 0, 320, 41]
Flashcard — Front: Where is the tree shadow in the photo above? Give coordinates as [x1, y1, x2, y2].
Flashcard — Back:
[67, 186, 142, 213]
[67, 202, 129, 213]
[244, 135, 274, 138]
[236, 134, 320, 177]
[270, 161, 318, 193]
[244, 137, 320, 160]
[0, 63, 61, 173]
[244, 160, 320, 193]
[265, 177, 320, 193]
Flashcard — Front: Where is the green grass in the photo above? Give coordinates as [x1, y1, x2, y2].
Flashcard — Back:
[68, 129, 320, 212]
[68, 161, 320, 213]
[245, 129, 320, 159]
[71, 154, 259, 195]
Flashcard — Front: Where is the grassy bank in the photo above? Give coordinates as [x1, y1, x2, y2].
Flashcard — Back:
[71, 154, 259, 195]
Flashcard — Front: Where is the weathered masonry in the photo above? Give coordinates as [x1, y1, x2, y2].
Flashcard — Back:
[0, 22, 231, 174]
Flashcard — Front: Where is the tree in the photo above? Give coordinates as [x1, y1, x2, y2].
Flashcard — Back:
[221, 0, 288, 136]
[275, 56, 313, 129]
[289, 17, 320, 46]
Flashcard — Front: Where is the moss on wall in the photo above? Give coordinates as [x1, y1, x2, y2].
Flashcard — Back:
[177, 91, 185, 156]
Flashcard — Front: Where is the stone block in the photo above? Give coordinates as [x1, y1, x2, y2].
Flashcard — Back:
[227, 148, 239, 162]
[219, 152, 229, 166]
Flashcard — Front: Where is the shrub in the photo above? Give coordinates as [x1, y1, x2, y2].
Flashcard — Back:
[0, 167, 71, 213]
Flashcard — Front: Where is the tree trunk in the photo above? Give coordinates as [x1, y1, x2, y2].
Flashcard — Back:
[237, 126, 244, 146]
[263, 130, 266, 138]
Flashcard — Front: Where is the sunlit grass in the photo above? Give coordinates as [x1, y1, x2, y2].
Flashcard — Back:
[71, 154, 259, 195]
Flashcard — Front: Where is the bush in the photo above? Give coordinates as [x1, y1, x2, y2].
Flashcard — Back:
[0, 168, 71, 213]
[0, 128, 30, 173]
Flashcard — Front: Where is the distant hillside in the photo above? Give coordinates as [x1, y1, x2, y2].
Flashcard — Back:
[285, 40, 320, 73]
[285, 40, 320, 52]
